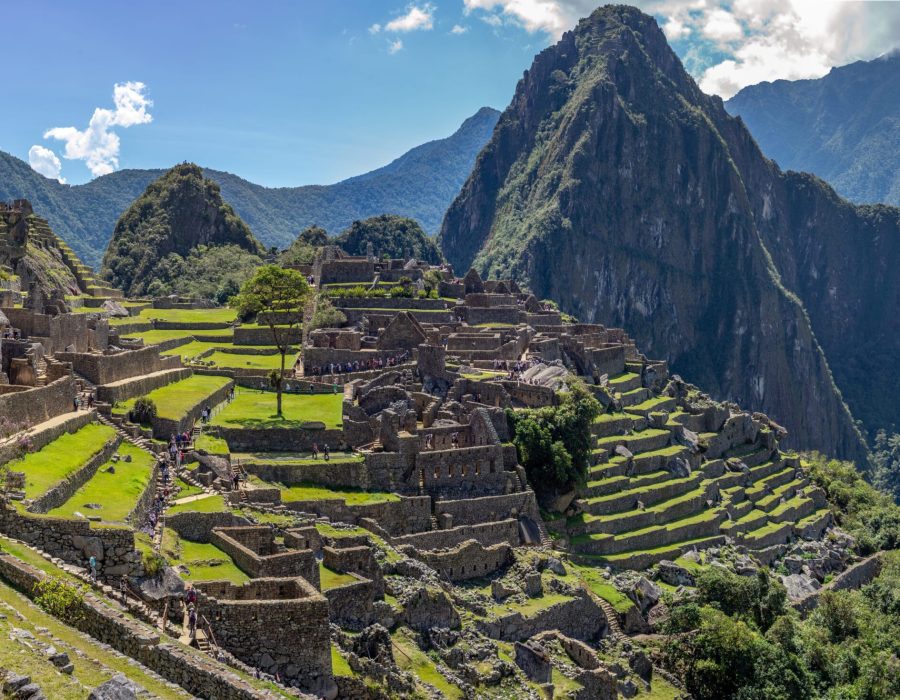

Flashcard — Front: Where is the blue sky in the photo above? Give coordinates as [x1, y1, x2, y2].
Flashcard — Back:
[5, 1, 899, 187]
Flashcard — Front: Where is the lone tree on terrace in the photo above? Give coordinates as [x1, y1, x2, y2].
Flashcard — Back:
[231, 265, 310, 417]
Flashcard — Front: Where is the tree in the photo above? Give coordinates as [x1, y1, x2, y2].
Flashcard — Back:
[231, 266, 311, 417]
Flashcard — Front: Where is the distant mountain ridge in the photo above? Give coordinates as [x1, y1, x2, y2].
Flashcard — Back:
[0, 106, 500, 268]
[726, 51, 900, 206]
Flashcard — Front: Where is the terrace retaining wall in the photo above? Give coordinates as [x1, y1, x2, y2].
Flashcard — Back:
[96, 368, 192, 404]
[150, 378, 233, 438]
[0, 375, 76, 438]
[28, 434, 121, 513]
[0, 407, 93, 467]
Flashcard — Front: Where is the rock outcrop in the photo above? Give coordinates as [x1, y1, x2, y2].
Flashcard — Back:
[440, 5, 898, 462]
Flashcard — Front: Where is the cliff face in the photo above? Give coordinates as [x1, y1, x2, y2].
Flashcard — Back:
[440, 5, 897, 463]
[101, 164, 264, 297]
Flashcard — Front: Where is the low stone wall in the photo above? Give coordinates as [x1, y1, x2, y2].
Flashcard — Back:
[332, 297, 448, 310]
[56, 346, 179, 385]
[210, 526, 319, 586]
[0, 552, 284, 700]
[793, 552, 885, 613]
[392, 519, 519, 550]
[475, 591, 605, 642]
[154, 320, 232, 330]
[233, 326, 302, 346]
[323, 575, 376, 630]
[434, 490, 542, 529]
[166, 510, 250, 542]
[284, 495, 432, 537]
[128, 459, 161, 525]
[97, 367, 192, 404]
[403, 539, 513, 581]
[244, 457, 366, 489]
[217, 426, 343, 453]
[0, 507, 142, 577]
[0, 375, 75, 437]
[0, 407, 92, 467]
[28, 434, 121, 513]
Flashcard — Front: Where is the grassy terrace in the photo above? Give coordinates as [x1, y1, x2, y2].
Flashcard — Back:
[607, 371, 640, 387]
[238, 452, 364, 466]
[167, 494, 227, 515]
[319, 562, 357, 590]
[254, 479, 398, 506]
[125, 306, 238, 324]
[12, 423, 117, 500]
[125, 328, 233, 344]
[46, 443, 153, 524]
[203, 350, 298, 370]
[211, 389, 343, 429]
[161, 527, 248, 583]
[113, 374, 231, 421]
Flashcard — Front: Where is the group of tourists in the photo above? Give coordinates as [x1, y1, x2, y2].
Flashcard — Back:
[200, 405, 212, 423]
[73, 392, 95, 411]
[1, 328, 20, 339]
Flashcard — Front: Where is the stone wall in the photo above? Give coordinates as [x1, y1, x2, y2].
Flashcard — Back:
[0, 408, 92, 467]
[0, 507, 142, 577]
[244, 457, 366, 489]
[793, 552, 885, 613]
[392, 518, 519, 550]
[210, 526, 319, 586]
[0, 375, 75, 434]
[283, 495, 432, 537]
[96, 367, 192, 404]
[475, 591, 605, 642]
[233, 326, 302, 346]
[28, 434, 121, 513]
[433, 490, 541, 528]
[323, 544, 383, 595]
[323, 575, 376, 630]
[56, 346, 180, 385]
[194, 577, 335, 698]
[217, 426, 343, 453]
[0, 553, 285, 700]
[403, 539, 512, 581]
[166, 510, 250, 542]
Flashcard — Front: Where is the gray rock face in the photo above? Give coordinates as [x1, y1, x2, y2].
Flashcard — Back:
[88, 675, 142, 700]
[781, 573, 821, 600]
[402, 587, 461, 632]
[656, 560, 695, 587]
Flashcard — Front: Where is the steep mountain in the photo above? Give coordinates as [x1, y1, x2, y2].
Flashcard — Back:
[726, 52, 900, 206]
[441, 5, 900, 463]
[334, 215, 443, 264]
[0, 107, 500, 268]
[101, 164, 263, 297]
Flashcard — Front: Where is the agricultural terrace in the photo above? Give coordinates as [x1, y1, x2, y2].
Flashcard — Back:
[10, 423, 117, 500]
[113, 374, 231, 422]
[210, 389, 343, 429]
[46, 443, 154, 524]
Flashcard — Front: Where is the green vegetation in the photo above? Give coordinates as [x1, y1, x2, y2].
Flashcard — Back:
[211, 389, 343, 429]
[506, 379, 601, 502]
[114, 375, 231, 423]
[46, 443, 153, 523]
[319, 562, 357, 590]
[279, 225, 326, 266]
[12, 423, 117, 499]
[391, 628, 462, 699]
[101, 163, 264, 296]
[166, 494, 227, 515]
[33, 575, 86, 624]
[872, 429, 900, 504]
[230, 265, 311, 416]
[804, 452, 900, 553]
[160, 528, 248, 583]
[203, 350, 298, 370]
[194, 433, 229, 455]
[126, 328, 233, 345]
[334, 214, 443, 263]
[129, 306, 237, 325]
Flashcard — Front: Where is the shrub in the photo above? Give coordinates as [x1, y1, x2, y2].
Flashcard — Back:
[130, 396, 157, 425]
[34, 576, 86, 624]
[142, 550, 166, 578]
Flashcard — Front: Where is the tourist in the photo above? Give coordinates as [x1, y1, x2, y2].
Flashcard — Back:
[88, 555, 97, 581]
[73, 395, 80, 412]
[119, 575, 128, 603]
[232, 473, 240, 491]
[188, 604, 197, 636]
[323, 443, 330, 461]
[311, 442, 319, 460]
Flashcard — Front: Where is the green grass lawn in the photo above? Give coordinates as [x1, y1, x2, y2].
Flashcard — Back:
[125, 328, 233, 345]
[113, 374, 231, 422]
[160, 528, 248, 583]
[160, 340, 230, 360]
[12, 423, 117, 500]
[174, 477, 205, 500]
[46, 443, 153, 524]
[572, 564, 635, 613]
[259, 480, 398, 506]
[204, 350, 298, 370]
[319, 562, 358, 590]
[131, 307, 237, 324]
[167, 494, 227, 515]
[392, 628, 463, 699]
[194, 433, 230, 454]
[211, 389, 343, 429]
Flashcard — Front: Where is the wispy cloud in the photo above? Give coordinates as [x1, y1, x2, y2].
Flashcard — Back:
[459, 1, 900, 98]
[388, 38, 404, 54]
[28, 145, 65, 183]
[371, 3, 436, 36]
[33, 81, 153, 179]
[450, 23, 468, 34]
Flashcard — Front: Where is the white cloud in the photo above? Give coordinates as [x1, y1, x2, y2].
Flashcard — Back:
[388, 38, 404, 54]
[27, 145, 65, 183]
[42, 81, 153, 178]
[451, 23, 468, 34]
[701, 8, 742, 43]
[385, 4, 435, 32]
[369, 22, 382, 34]
[459, 1, 900, 98]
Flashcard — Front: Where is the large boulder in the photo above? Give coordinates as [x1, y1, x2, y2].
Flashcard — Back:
[401, 586, 460, 632]
[88, 675, 143, 700]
